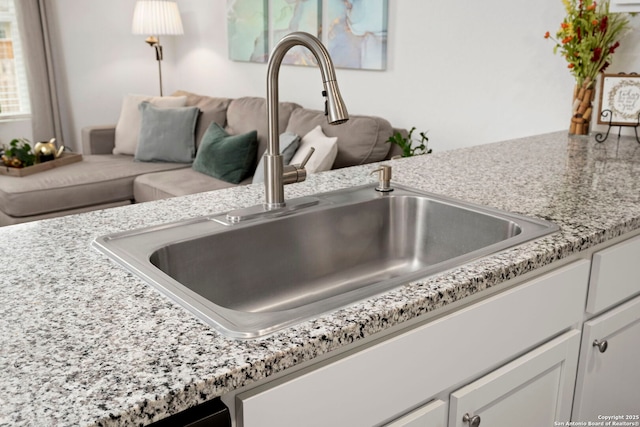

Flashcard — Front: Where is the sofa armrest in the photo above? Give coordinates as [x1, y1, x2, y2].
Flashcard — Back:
[81, 125, 116, 154]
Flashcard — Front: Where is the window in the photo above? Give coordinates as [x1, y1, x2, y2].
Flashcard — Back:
[0, 0, 30, 118]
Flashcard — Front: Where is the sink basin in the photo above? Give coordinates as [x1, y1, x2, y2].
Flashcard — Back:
[93, 184, 557, 339]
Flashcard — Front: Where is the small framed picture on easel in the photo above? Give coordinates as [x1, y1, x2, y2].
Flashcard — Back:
[597, 73, 640, 126]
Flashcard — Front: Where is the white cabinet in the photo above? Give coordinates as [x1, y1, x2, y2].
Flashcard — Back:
[572, 295, 640, 421]
[572, 234, 640, 421]
[449, 330, 580, 427]
[238, 261, 589, 427]
[385, 331, 581, 427]
[384, 399, 447, 427]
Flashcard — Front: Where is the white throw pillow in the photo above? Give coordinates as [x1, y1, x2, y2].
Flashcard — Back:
[289, 125, 338, 173]
[113, 94, 187, 155]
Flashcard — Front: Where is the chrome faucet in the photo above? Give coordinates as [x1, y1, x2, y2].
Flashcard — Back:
[225, 32, 348, 224]
[263, 32, 349, 209]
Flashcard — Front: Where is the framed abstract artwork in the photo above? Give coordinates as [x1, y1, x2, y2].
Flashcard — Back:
[227, 0, 269, 63]
[598, 73, 640, 125]
[326, 0, 388, 70]
[227, 0, 389, 71]
[271, 0, 322, 66]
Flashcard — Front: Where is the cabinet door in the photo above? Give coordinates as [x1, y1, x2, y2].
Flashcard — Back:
[384, 399, 447, 427]
[449, 330, 580, 427]
[572, 295, 640, 421]
[588, 234, 640, 315]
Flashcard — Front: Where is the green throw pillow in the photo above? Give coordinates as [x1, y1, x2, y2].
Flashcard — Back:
[135, 101, 199, 163]
[192, 122, 258, 184]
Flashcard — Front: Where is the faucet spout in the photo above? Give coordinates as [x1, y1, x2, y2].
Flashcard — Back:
[264, 32, 349, 209]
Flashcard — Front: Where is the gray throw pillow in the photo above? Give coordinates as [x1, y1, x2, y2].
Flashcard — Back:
[192, 122, 258, 184]
[252, 132, 301, 184]
[134, 101, 199, 163]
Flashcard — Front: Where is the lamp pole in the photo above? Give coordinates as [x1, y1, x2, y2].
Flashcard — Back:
[145, 36, 164, 96]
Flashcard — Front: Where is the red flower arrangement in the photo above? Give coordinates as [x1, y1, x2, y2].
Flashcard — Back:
[545, 0, 632, 89]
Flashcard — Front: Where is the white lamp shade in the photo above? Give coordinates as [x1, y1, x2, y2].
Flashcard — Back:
[132, 0, 184, 36]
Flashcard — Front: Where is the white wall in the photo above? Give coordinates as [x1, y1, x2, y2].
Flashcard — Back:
[43, 0, 640, 152]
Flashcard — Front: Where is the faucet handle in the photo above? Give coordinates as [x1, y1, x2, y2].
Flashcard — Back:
[370, 164, 393, 192]
[282, 147, 316, 185]
[300, 147, 315, 168]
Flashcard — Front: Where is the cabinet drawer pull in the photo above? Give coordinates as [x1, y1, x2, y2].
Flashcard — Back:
[593, 339, 608, 353]
[463, 413, 481, 427]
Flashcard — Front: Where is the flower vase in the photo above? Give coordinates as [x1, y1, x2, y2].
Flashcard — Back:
[569, 81, 595, 136]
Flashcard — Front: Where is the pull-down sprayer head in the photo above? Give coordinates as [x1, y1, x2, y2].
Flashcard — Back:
[323, 81, 349, 125]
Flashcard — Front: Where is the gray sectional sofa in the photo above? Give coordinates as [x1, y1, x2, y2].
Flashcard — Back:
[0, 91, 402, 226]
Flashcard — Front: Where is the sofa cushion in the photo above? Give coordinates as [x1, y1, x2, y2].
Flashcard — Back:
[135, 102, 200, 163]
[173, 90, 232, 148]
[133, 168, 251, 202]
[285, 108, 393, 169]
[113, 94, 187, 155]
[252, 132, 301, 184]
[0, 200, 132, 226]
[226, 97, 301, 163]
[0, 155, 188, 217]
[289, 125, 338, 173]
[192, 123, 258, 184]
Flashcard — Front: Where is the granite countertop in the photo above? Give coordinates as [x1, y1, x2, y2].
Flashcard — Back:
[1, 132, 639, 426]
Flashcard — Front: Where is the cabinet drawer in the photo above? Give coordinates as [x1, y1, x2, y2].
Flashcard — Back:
[587, 235, 640, 314]
[238, 261, 589, 427]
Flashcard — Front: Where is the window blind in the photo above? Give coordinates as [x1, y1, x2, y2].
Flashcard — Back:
[0, 0, 30, 118]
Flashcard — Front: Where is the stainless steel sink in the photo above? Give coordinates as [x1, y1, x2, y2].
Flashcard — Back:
[93, 184, 558, 339]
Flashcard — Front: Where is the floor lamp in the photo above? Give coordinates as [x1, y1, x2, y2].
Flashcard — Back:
[132, 0, 184, 96]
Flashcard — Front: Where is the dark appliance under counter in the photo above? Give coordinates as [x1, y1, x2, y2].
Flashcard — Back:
[148, 398, 231, 427]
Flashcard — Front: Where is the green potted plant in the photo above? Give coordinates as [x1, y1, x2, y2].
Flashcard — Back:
[1, 138, 36, 168]
[386, 127, 432, 158]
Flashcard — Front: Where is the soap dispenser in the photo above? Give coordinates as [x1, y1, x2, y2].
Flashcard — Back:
[370, 165, 393, 192]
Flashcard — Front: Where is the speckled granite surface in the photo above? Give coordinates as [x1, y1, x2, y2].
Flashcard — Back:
[1, 132, 639, 426]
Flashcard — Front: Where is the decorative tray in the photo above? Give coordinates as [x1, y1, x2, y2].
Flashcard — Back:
[0, 153, 83, 177]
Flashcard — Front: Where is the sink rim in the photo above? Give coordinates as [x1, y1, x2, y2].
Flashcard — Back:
[93, 183, 559, 339]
